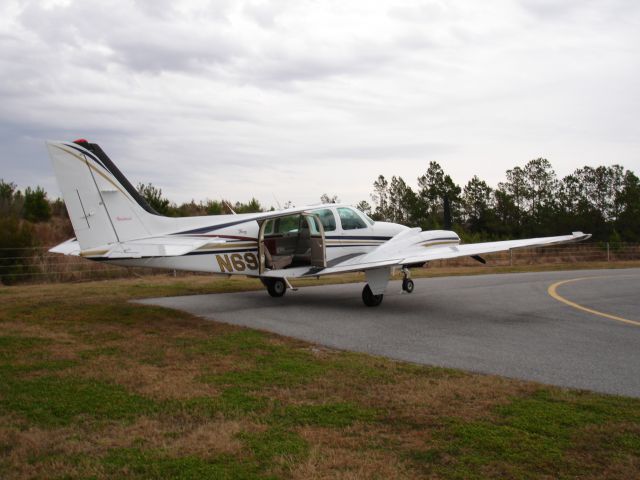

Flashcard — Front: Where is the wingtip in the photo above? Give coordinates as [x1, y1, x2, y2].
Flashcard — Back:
[571, 231, 591, 241]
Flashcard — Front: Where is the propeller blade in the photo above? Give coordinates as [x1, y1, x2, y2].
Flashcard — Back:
[471, 255, 486, 264]
[443, 194, 452, 230]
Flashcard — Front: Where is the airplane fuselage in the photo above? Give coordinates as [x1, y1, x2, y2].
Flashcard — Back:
[97, 206, 431, 276]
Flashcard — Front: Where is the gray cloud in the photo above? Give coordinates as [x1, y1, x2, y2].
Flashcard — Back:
[1, 0, 638, 208]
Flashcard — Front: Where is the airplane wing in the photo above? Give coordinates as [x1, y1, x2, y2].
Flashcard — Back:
[301, 230, 591, 276]
[399, 231, 591, 266]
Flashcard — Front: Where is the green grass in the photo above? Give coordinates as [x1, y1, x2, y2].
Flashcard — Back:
[198, 334, 326, 389]
[79, 346, 122, 359]
[0, 335, 50, 360]
[182, 330, 270, 355]
[271, 402, 378, 428]
[238, 428, 308, 466]
[0, 371, 155, 426]
[103, 448, 264, 480]
[405, 389, 640, 479]
[0, 274, 639, 479]
[180, 388, 268, 418]
[207, 353, 325, 389]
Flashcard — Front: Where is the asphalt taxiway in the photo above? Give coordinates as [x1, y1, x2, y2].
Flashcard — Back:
[137, 268, 640, 397]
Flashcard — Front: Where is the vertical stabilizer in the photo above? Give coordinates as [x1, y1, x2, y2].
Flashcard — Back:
[47, 140, 158, 250]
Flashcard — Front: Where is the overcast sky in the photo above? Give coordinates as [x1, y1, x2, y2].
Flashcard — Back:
[1, 0, 639, 207]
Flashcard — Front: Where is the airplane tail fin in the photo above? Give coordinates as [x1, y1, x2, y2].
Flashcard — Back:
[46, 139, 161, 250]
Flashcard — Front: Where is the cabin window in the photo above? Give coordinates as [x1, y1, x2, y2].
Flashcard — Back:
[307, 215, 322, 235]
[312, 208, 337, 232]
[338, 207, 367, 230]
[275, 215, 300, 234]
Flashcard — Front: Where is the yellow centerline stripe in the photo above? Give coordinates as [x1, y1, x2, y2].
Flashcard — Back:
[547, 276, 640, 327]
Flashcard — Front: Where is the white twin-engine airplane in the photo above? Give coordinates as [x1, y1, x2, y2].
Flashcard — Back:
[47, 139, 590, 306]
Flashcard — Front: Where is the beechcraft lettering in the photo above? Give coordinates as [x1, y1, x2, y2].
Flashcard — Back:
[47, 139, 591, 306]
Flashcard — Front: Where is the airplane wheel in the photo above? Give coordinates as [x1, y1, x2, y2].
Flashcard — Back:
[266, 278, 287, 297]
[362, 284, 383, 307]
[402, 278, 414, 293]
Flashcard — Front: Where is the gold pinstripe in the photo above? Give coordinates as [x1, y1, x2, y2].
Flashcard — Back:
[421, 240, 459, 248]
[80, 249, 109, 257]
[195, 242, 257, 251]
[53, 144, 133, 202]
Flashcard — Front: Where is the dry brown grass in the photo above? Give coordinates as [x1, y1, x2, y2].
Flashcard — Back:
[372, 372, 538, 423]
[84, 358, 219, 399]
[1, 274, 639, 479]
[0, 414, 252, 480]
[93, 416, 249, 457]
[292, 428, 414, 480]
[564, 423, 640, 479]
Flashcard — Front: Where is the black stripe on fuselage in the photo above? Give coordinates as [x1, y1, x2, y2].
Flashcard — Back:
[172, 218, 263, 235]
[326, 253, 363, 267]
[327, 244, 377, 248]
[88, 248, 257, 262]
[326, 235, 391, 240]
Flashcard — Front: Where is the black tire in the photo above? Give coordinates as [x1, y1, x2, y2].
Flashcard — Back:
[266, 278, 287, 297]
[402, 278, 414, 293]
[362, 284, 383, 307]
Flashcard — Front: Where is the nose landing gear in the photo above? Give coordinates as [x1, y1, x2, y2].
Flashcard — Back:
[401, 267, 414, 293]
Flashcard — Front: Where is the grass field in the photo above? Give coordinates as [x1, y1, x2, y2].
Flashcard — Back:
[1, 264, 640, 479]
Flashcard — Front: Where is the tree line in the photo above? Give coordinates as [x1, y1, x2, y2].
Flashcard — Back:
[354, 159, 640, 242]
[0, 180, 268, 283]
[1, 180, 67, 252]
[1, 156, 639, 252]
[0, 179, 266, 250]
[136, 183, 264, 216]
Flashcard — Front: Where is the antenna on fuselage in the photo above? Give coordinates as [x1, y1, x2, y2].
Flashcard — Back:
[223, 200, 237, 215]
[272, 193, 282, 210]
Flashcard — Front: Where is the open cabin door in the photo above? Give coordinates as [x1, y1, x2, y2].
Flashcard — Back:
[257, 212, 326, 274]
[305, 213, 326, 268]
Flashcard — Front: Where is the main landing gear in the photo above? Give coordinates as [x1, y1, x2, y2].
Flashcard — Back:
[362, 284, 383, 307]
[264, 268, 414, 307]
[262, 278, 287, 297]
[362, 267, 415, 307]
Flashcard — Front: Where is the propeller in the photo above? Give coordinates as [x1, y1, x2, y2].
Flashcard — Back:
[443, 194, 452, 231]
[471, 255, 487, 264]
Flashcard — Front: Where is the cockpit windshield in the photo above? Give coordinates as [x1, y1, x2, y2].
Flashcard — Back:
[337, 207, 367, 230]
[358, 209, 375, 226]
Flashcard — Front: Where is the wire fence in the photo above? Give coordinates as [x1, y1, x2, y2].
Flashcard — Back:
[0, 247, 177, 285]
[1, 242, 639, 285]
[429, 242, 640, 268]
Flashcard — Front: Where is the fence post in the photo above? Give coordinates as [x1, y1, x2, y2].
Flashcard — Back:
[509, 249, 513, 266]
[606, 242, 610, 262]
